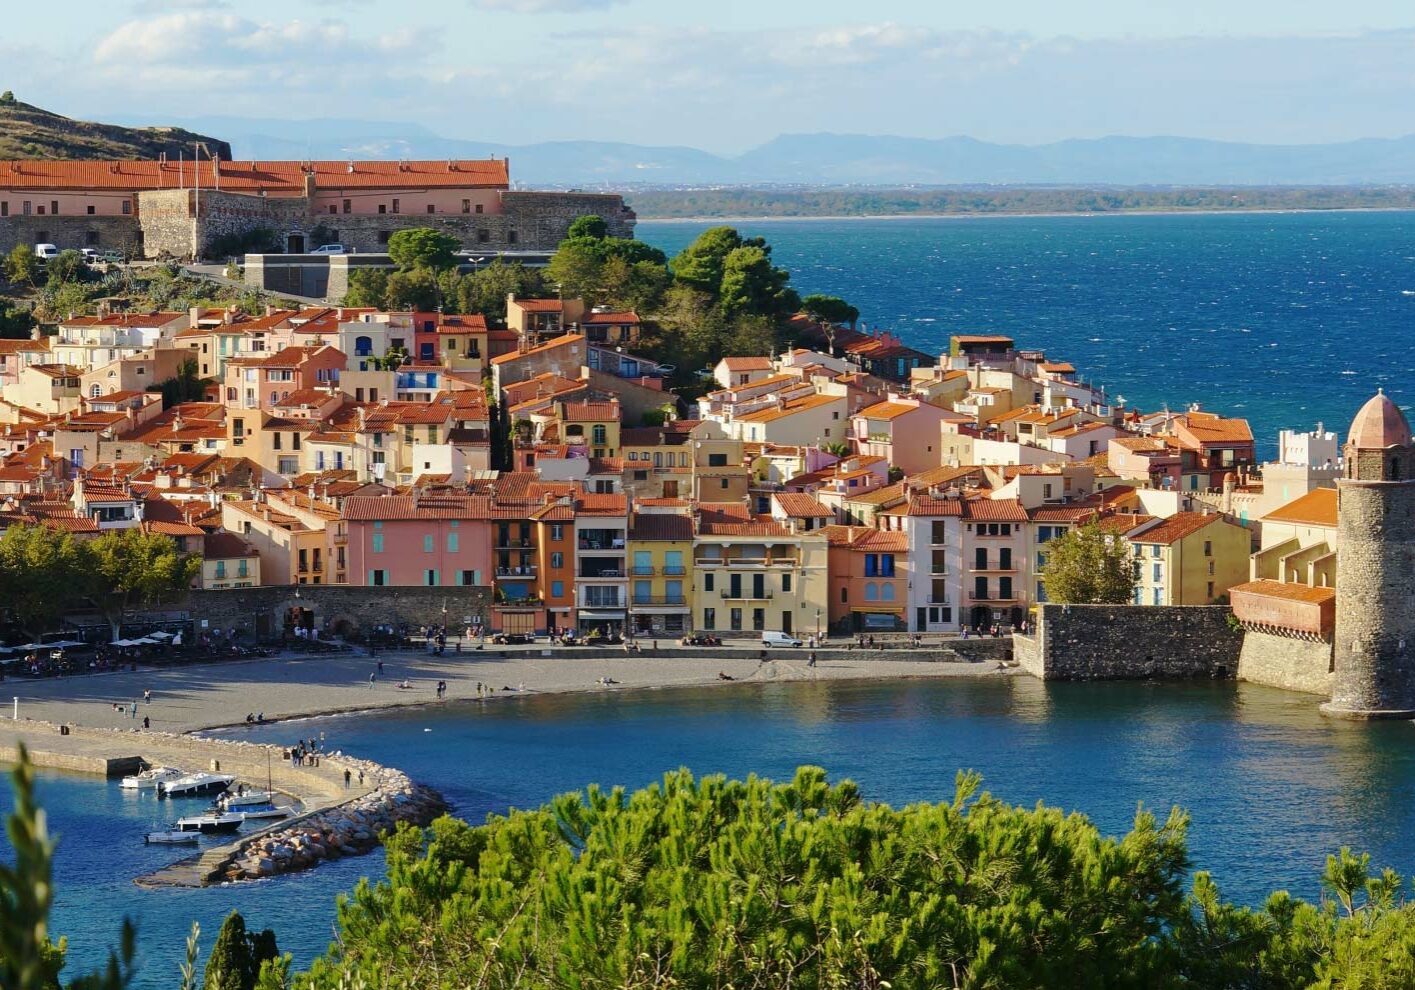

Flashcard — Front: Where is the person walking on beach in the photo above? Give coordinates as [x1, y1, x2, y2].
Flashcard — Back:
[143, 689, 151, 705]
[344, 768, 351, 789]
[377, 660, 384, 675]
[369, 672, 376, 689]
[130, 700, 137, 719]
[142, 716, 149, 729]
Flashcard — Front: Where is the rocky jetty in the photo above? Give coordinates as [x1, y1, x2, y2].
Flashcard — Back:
[221, 754, 447, 882]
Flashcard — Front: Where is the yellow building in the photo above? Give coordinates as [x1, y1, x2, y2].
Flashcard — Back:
[558, 399, 621, 458]
[691, 502, 829, 639]
[1126, 511, 1251, 605]
[200, 531, 261, 589]
[221, 499, 329, 585]
[627, 512, 694, 637]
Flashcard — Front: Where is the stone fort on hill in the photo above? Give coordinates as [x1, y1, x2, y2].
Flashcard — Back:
[0, 157, 634, 259]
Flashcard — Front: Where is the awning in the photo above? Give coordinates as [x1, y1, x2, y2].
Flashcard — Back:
[578, 610, 626, 620]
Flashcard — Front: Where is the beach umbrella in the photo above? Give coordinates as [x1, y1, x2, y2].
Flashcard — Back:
[147, 631, 175, 640]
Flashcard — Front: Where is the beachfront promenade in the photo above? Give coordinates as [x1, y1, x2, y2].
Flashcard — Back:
[0, 643, 1013, 735]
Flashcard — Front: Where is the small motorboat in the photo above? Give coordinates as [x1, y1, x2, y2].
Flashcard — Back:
[145, 829, 200, 845]
[174, 812, 243, 835]
[160, 772, 235, 799]
[120, 766, 182, 790]
[218, 789, 276, 810]
[237, 804, 289, 821]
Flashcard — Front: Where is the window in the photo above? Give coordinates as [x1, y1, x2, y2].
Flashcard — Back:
[840, 586, 848, 603]
[447, 532, 459, 553]
[1204, 540, 1213, 557]
[702, 607, 716, 630]
[781, 573, 792, 593]
[997, 549, 1010, 571]
[881, 583, 895, 601]
[425, 569, 438, 586]
[931, 521, 948, 543]
[477, 230, 489, 243]
[881, 554, 895, 576]
[719, 478, 729, 490]
[51, 201, 59, 215]
[551, 524, 564, 541]
[1208, 560, 1215, 576]
[704, 572, 714, 592]
[1152, 562, 1162, 582]
[378, 204, 387, 214]
[121, 200, 131, 215]
[215, 561, 226, 579]
[423, 535, 434, 553]
[865, 554, 878, 577]
[371, 534, 384, 553]
[476, 203, 484, 213]
[328, 205, 337, 214]
[550, 552, 564, 568]
[392, 199, 400, 214]
[1152, 588, 1163, 605]
[343, 199, 351, 214]
[999, 577, 1012, 599]
[369, 569, 387, 586]
[0, 202, 6, 217]
[462, 199, 471, 214]
[633, 580, 651, 604]
[975, 547, 987, 569]
[508, 230, 518, 244]
[1207, 581, 1215, 598]
[730, 607, 742, 631]
[426, 204, 435, 214]
[865, 583, 878, 601]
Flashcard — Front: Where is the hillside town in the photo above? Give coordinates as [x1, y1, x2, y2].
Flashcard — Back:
[0, 258, 1344, 642]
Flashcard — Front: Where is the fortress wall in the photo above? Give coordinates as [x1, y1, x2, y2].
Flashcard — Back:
[1020, 603, 1241, 681]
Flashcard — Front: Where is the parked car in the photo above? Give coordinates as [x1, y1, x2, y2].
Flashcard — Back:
[309, 244, 347, 255]
[80, 248, 100, 264]
[762, 631, 804, 648]
[95, 249, 126, 265]
[33, 243, 59, 260]
[491, 632, 535, 645]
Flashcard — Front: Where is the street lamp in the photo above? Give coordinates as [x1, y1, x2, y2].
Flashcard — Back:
[815, 608, 821, 641]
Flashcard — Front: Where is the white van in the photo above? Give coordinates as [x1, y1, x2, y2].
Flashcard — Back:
[309, 243, 347, 255]
[33, 243, 59, 260]
[762, 630, 804, 648]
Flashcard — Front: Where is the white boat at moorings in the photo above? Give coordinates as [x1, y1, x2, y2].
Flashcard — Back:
[174, 812, 243, 835]
[159, 772, 235, 798]
[218, 789, 276, 810]
[120, 766, 182, 790]
[145, 830, 200, 845]
[236, 804, 290, 821]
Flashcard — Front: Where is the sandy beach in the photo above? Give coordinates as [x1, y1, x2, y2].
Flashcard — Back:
[2, 648, 1010, 735]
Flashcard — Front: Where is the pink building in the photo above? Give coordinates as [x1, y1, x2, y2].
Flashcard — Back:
[343, 492, 494, 589]
[852, 396, 962, 476]
[223, 344, 345, 411]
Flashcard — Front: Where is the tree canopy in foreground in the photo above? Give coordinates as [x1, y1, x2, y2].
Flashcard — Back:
[1039, 520, 1137, 604]
[10, 757, 1415, 989]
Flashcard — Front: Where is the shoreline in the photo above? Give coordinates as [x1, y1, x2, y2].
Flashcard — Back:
[634, 205, 1415, 224]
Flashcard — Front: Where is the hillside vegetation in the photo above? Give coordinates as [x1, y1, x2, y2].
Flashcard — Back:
[0, 93, 231, 160]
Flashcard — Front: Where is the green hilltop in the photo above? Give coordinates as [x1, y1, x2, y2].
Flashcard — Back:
[0, 92, 231, 161]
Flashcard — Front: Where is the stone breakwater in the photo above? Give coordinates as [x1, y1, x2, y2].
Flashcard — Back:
[221, 754, 447, 882]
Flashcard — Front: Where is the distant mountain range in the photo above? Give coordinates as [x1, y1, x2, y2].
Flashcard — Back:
[125, 115, 1415, 187]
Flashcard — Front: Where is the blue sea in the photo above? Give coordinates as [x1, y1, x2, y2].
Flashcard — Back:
[644, 212, 1415, 456]
[9, 211, 1415, 985]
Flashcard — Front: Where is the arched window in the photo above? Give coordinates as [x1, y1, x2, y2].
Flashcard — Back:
[881, 583, 895, 601]
[864, 582, 878, 601]
[1392, 458, 1402, 481]
[355, 336, 373, 357]
[89, 383, 102, 397]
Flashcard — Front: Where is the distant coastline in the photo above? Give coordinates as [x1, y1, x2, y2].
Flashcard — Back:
[626, 186, 1415, 223]
[637, 206, 1415, 224]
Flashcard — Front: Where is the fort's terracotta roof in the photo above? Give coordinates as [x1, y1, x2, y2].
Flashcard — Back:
[0, 159, 509, 193]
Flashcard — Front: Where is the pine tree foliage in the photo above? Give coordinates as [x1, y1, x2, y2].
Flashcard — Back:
[1039, 521, 1137, 604]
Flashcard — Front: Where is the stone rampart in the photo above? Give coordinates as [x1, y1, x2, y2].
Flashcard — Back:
[1016, 603, 1241, 681]
[1237, 629, 1334, 696]
[188, 584, 494, 639]
[0, 215, 142, 257]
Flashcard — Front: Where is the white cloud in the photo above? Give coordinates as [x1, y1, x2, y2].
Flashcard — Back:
[468, 0, 624, 11]
[94, 11, 428, 66]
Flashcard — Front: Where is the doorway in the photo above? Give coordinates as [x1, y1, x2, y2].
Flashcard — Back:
[286, 233, 306, 254]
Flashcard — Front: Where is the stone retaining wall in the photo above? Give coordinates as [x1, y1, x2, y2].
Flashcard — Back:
[1016, 603, 1241, 681]
[1237, 629, 1334, 696]
[187, 584, 493, 639]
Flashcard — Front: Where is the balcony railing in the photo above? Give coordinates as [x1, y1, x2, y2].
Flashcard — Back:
[496, 538, 533, 549]
[579, 569, 625, 579]
[720, 589, 773, 600]
[631, 566, 656, 576]
[494, 596, 543, 608]
[967, 594, 1020, 604]
[579, 540, 626, 551]
[580, 597, 624, 609]
[631, 595, 688, 606]
[662, 565, 687, 576]
[495, 565, 538, 577]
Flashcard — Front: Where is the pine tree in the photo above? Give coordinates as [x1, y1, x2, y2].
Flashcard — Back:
[202, 913, 253, 990]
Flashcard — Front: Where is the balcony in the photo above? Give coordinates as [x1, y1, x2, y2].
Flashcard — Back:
[967, 594, 1020, 604]
[578, 540, 626, 551]
[631, 595, 688, 606]
[720, 589, 773, 600]
[494, 596, 543, 610]
[495, 565, 538, 577]
[579, 568, 625, 580]
[496, 538, 533, 549]
[579, 595, 624, 609]
[662, 565, 687, 576]
[969, 566, 1019, 574]
[631, 566, 656, 576]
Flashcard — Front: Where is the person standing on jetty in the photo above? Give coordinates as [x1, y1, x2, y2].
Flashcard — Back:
[368, 672, 376, 689]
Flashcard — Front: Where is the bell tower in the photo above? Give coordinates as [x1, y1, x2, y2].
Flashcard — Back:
[1324, 390, 1415, 718]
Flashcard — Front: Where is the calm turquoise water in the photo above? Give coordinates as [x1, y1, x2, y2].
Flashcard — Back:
[643, 212, 1415, 455]
[7, 678, 1415, 987]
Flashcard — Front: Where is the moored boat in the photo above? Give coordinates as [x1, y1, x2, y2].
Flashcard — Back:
[120, 766, 182, 790]
[237, 804, 290, 821]
[159, 772, 235, 798]
[174, 812, 243, 835]
[218, 789, 276, 810]
[145, 829, 200, 845]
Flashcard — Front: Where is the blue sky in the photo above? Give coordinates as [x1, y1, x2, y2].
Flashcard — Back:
[7, 0, 1415, 150]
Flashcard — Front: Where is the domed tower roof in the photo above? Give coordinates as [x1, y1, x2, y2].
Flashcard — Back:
[1348, 390, 1412, 450]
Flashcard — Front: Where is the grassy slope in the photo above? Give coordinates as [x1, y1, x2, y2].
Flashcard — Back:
[0, 97, 231, 160]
